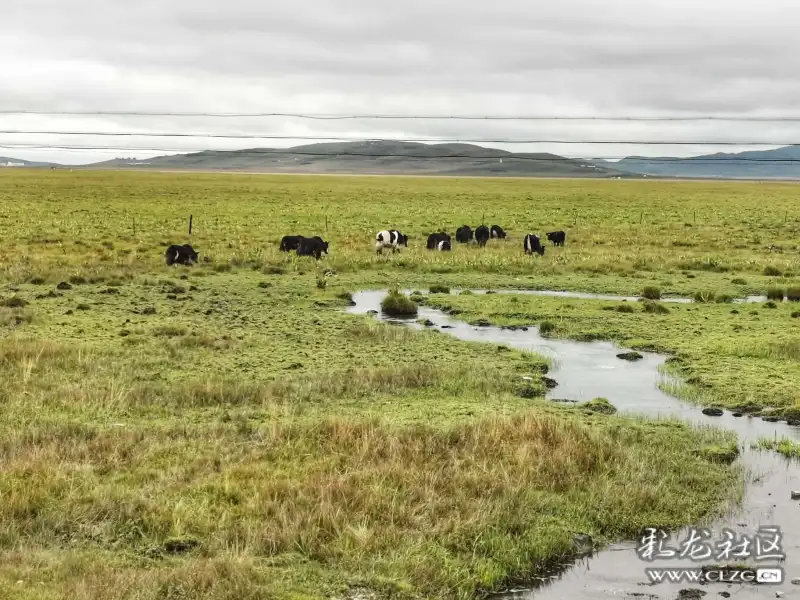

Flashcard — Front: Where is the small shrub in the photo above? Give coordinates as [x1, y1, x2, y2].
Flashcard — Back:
[262, 265, 285, 275]
[459, 290, 474, 296]
[766, 287, 785, 301]
[791, 312, 800, 318]
[429, 285, 450, 294]
[28, 277, 46, 285]
[693, 291, 715, 303]
[765, 301, 778, 309]
[786, 287, 800, 302]
[714, 294, 734, 304]
[538, 321, 556, 335]
[641, 299, 670, 314]
[642, 286, 661, 300]
[764, 266, 782, 277]
[409, 292, 425, 304]
[381, 289, 418, 317]
[258, 281, 272, 289]
[316, 276, 327, 290]
[615, 303, 635, 313]
[731, 278, 747, 285]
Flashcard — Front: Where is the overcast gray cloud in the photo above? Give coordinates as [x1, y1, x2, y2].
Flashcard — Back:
[2, 0, 800, 164]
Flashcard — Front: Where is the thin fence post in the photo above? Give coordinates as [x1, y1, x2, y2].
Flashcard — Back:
[189, 215, 193, 235]
[640, 212, 644, 225]
[133, 217, 136, 236]
[325, 215, 328, 232]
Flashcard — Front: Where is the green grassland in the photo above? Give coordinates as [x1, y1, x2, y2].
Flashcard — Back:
[2, 169, 795, 599]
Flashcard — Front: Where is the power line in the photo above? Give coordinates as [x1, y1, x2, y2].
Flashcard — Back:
[0, 130, 796, 146]
[3, 143, 800, 164]
[4, 110, 800, 122]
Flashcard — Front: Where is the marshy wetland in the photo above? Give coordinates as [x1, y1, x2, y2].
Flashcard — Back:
[1, 170, 799, 599]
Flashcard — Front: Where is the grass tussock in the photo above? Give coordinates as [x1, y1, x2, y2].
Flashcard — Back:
[381, 289, 418, 317]
[766, 287, 785, 301]
[581, 397, 617, 415]
[641, 286, 661, 300]
[641, 299, 670, 314]
[429, 284, 451, 294]
[694, 291, 715, 303]
[0, 296, 28, 308]
[538, 321, 556, 336]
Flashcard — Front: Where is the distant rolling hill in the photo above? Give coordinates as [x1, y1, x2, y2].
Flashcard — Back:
[10, 142, 800, 180]
[0, 156, 58, 168]
[83, 140, 637, 178]
[592, 145, 800, 180]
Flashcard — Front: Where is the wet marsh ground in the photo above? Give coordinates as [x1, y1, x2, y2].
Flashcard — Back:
[422, 291, 800, 414]
[0, 169, 797, 599]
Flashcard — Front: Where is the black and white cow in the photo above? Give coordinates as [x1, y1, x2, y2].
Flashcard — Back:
[455, 225, 473, 244]
[427, 232, 451, 251]
[297, 236, 329, 260]
[165, 243, 199, 266]
[279, 235, 303, 252]
[546, 230, 566, 247]
[375, 229, 408, 254]
[475, 225, 490, 247]
[523, 234, 545, 256]
[490, 225, 507, 239]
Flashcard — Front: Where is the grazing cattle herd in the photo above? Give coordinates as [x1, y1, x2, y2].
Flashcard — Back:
[167, 226, 566, 266]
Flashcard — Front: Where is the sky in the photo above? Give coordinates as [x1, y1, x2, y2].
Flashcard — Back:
[2, 0, 800, 165]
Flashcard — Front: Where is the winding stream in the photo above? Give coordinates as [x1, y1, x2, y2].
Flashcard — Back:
[347, 289, 800, 600]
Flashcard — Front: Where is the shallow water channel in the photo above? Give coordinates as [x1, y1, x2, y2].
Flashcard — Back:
[347, 289, 800, 600]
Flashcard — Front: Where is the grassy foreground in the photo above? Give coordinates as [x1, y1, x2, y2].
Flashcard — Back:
[0, 169, 776, 599]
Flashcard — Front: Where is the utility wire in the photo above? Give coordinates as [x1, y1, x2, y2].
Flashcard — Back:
[0, 130, 797, 146]
[3, 143, 800, 164]
[4, 110, 800, 122]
